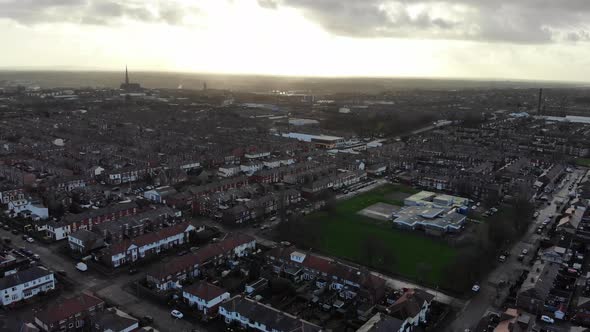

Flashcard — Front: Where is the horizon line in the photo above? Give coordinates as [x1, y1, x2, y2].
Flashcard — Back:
[0, 66, 589, 86]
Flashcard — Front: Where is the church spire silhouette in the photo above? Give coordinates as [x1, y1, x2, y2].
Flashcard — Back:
[120, 65, 141, 92]
[125, 65, 129, 85]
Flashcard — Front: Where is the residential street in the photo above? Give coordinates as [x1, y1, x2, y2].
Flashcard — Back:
[2, 231, 208, 332]
[446, 168, 588, 331]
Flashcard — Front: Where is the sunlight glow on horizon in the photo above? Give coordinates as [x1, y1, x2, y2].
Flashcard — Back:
[1, 0, 590, 82]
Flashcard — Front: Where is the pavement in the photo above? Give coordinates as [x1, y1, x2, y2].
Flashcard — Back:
[445, 168, 587, 332]
[1, 230, 208, 332]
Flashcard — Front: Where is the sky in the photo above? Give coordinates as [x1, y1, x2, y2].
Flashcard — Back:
[2, 0, 590, 81]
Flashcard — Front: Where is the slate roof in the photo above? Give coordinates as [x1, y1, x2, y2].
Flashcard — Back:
[106, 222, 194, 256]
[220, 295, 322, 332]
[35, 293, 104, 324]
[387, 289, 435, 320]
[357, 313, 404, 332]
[183, 281, 227, 302]
[94, 309, 138, 331]
[146, 233, 255, 280]
[267, 246, 386, 300]
[62, 201, 137, 224]
[0, 266, 52, 290]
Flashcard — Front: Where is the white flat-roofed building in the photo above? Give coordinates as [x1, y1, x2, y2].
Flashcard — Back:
[393, 206, 466, 234]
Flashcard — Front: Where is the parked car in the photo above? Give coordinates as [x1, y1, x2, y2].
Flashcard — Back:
[128, 268, 138, 275]
[32, 254, 40, 260]
[22, 235, 28, 240]
[76, 262, 88, 272]
[540, 315, 554, 324]
[472, 284, 480, 292]
[26, 237, 34, 243]
[517, 254, 525, 262]
[140, 316, 154, 326]
[176, 250, 189, 256]
[2, 225, 9, 230]
[170, 310, 183, 319]
[11, 229, 18, 235]
[498, 255, 507, 263]
[522, 249, 529, 255]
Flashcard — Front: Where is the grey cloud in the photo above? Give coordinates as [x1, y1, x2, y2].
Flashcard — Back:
[564, 30, 590, 42]
[259, 0, 590, 44]
[0, 0, 195, 25]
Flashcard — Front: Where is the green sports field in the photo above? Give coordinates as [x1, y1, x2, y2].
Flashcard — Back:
[576, 158, 590, 167]
[305, 184, 457, 285]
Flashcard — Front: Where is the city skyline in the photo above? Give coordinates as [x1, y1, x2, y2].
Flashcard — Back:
[2, 0, 590, 82]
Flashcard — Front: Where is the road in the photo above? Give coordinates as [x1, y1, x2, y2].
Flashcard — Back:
[446, 168, 587, 332]
[2, 231, 207, 332]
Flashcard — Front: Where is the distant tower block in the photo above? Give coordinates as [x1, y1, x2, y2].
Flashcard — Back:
[203, 82, 207, 91]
